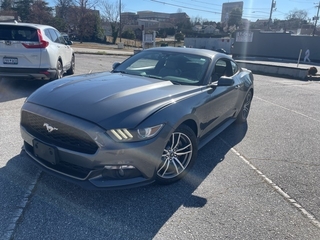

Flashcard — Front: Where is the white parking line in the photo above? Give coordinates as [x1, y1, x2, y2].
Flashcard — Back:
[227, 143, 320, 229]
[255, 96, 320, 123]
[2, 169, 41, 240]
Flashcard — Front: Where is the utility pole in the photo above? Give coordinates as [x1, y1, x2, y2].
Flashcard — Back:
[119, 0, 122, 42]
[268, 0, 276, 30]
[313, 1, 320, 36]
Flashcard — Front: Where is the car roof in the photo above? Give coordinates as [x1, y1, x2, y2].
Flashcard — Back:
[0, 22, 54, 29]
[144, 46, 232, 60]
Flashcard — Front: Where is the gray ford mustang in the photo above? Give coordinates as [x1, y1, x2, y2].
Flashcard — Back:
[20, 47, 253, 189]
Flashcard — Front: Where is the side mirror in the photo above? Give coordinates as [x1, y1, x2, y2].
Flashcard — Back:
[217, 76, 234, 86]
[112, 62, 121, 70]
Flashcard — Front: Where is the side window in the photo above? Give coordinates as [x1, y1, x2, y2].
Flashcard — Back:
[230, 61, 239, 75]
[211, 59, 236, 82]
[48, 29, 58, 42]
[55, 30, 66, 44]
[48, 29, 62, 44]
[45, 29, 54, 41]
[211, 59, 227, 81]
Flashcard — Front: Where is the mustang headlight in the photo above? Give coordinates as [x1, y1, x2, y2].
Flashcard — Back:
[107, 124, 164, 142]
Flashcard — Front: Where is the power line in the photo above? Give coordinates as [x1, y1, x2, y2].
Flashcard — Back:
[173, 0, 221, 12]
[192, 0, 221, 7]
[148, 0, 221, 14]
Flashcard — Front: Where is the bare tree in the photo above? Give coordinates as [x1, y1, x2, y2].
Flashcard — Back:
[101, 0, 123, 44]
[72, 0, 100, 42]
[286, 9, 308, 21]
[55, 0, 73, 21]
[285, 9, 308, 29]
[190, 16, 203, 26]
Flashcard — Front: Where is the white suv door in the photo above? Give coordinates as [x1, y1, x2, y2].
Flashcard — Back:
[45, 28, 73, 72]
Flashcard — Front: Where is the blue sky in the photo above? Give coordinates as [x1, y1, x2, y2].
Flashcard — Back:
[49, 0, 319, 22]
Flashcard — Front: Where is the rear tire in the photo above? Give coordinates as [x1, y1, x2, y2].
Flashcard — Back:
[66, 55, 75, 75]
[236, 91, 252, 123]
[51, 60, 63, 80]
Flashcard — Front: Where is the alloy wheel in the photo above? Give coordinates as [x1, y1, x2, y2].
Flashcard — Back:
[157, 131, 193, 179]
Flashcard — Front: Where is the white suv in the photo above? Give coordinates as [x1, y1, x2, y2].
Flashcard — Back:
[0, 22, 75, 80]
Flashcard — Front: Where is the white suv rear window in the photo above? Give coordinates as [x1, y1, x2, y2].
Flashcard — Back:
[0, 26, 39, 42]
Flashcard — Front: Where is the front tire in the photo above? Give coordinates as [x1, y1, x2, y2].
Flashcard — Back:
[156, 124, 197, 185]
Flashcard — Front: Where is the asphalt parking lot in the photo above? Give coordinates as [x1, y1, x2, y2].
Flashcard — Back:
[1, 54, 320, 239]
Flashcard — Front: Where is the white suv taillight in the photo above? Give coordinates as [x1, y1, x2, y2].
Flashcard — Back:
[22, 29, 49, 49]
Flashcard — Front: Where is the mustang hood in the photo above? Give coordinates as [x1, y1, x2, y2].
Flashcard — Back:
[27, 72, 199, 128]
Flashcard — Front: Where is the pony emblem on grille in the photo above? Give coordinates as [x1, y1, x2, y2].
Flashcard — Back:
[43, 123, 58, 132]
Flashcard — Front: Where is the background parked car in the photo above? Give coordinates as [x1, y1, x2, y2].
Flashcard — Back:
[61, 32, 73, 45]
[0, 22, 75, 80]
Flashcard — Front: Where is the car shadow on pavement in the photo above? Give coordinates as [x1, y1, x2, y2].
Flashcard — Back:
[0, 78, 49, 103]
[0, 122, 247, 239]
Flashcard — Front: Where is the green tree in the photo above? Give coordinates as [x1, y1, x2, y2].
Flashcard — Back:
[121, 29, 135, 40]
[215, 22, 224, 33]
[1, 0, 14, 10]
[175, 32, 184, 42]
[157, 29, 167, 38]
[55, 0, 74, 32]
[14, 0, 33, 22]
[176, 18, 192, 32]
[92, 13, 105, 42]
[29, 0, 53, 24]
[50, 16, 68, 32]
[165, 27, 175, 35]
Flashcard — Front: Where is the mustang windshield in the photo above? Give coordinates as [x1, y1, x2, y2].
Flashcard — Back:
[113, 50, 210, 85]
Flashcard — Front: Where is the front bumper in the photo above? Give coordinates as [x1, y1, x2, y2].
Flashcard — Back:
[22, 142, 156, 189]
[20, 103, 169, 189]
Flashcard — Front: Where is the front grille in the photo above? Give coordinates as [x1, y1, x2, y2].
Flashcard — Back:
[24, 142, 93, 179]
[21, 111, 99, 154]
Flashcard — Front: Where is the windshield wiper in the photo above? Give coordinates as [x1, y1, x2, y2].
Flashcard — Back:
[143, 74, 162, 79]
[112, 70, 127, 74]
[169, 80, 181, 85]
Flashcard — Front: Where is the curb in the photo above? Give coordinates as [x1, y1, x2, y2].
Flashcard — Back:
[74, 50, 133, 56]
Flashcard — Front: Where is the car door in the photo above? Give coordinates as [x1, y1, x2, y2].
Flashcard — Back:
[47, 28, 72, 70]
[54, 30, 73, 70]
[197, 58, 240, 137]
